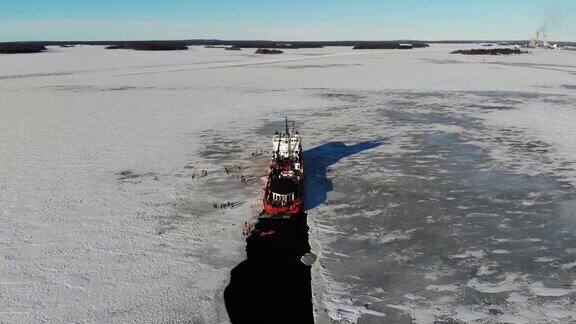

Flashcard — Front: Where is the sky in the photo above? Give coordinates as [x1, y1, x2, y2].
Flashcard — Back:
[0, 0, 575, 42]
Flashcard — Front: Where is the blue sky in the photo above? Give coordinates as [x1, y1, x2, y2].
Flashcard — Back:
[0, 0, 574, 41]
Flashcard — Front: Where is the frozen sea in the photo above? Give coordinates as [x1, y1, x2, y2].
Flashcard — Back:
[2, 44, 576, 323]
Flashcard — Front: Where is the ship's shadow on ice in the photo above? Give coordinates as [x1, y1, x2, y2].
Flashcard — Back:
[304, 140, 383, 210]
[224, 216, 313, 323]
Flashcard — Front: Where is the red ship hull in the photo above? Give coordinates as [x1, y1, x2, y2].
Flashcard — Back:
[262, 184, 304, 216]
[261, 159, 305, 218]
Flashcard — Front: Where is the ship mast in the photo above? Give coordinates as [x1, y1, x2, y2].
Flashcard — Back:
[276, 133, 281, 162]
[285, 117, 292, 159]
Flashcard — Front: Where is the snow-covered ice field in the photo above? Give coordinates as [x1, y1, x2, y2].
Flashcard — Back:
[1, 44, 576, 323]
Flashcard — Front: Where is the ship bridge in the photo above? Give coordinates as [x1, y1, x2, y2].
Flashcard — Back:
[272, 133, 302, 160]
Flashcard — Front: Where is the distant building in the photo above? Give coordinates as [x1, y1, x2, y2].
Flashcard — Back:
[529, 31, 558, 49]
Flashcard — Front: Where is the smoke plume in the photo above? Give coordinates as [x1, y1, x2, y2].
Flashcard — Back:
[537, 4, 564, 40]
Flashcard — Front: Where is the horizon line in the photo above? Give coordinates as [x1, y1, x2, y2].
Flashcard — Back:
[3, 38, 573, 44]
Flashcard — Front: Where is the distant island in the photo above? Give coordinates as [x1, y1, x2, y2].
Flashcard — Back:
[451, 48, 529, 55]
[353, 42, 429, 49]
[0, 44, 47, 54]
[105, 42, 188, 51]
[255, 48, 284, 54]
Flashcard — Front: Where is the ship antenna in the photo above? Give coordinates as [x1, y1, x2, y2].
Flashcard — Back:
[287, 121, 292, 158]
[285, 117, 289, 135]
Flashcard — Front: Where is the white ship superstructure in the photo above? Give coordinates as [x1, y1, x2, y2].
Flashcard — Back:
[272, 129, 302, 161]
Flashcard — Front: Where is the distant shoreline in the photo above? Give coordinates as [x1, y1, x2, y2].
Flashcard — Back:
[2, 39, 575, 47]
[2, 39, 575, 54]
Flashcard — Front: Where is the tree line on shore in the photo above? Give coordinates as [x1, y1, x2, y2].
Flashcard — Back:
[451, 48, 529, 55]
[5, 38, 572, 54]
[1, 40, 434, 54]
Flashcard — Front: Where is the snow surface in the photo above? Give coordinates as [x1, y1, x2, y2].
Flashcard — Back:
[2, 44, 576, 323]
